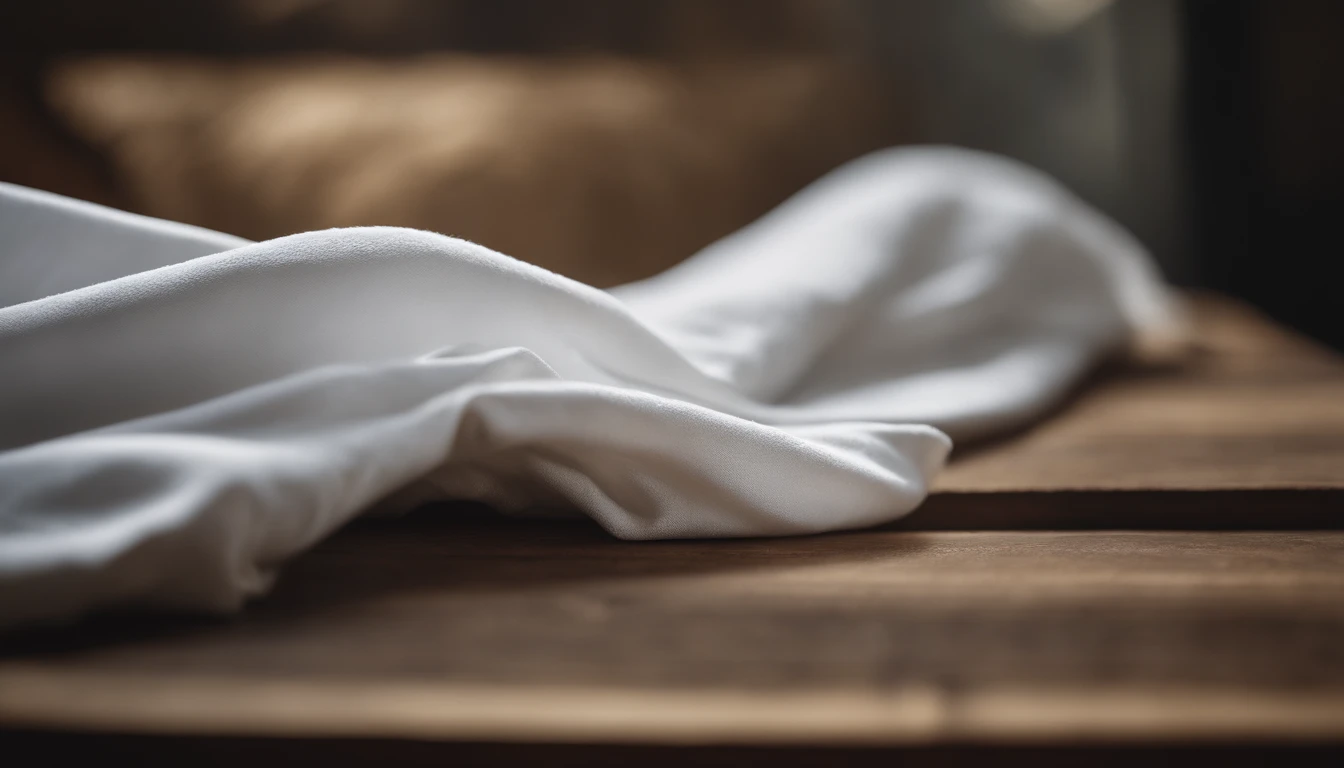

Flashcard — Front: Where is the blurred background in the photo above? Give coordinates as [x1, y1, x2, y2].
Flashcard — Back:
[1, 0, 1339, 348]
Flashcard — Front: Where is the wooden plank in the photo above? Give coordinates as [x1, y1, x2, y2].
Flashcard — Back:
[2, 292, 1342, 751]
[913, 295, 1344, 528]
[3, 735, 1340, 768]
[4, 522, 1344, 744]
[939, 295, 1344, 493]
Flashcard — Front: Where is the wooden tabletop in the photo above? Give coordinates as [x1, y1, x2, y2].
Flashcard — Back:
[2, 294, 1342, 761]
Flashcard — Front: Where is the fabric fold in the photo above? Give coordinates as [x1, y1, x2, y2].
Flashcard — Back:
[0, 147, 1176, 628]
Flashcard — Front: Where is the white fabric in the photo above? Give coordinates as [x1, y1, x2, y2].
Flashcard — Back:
[0, 147, 1176, 628]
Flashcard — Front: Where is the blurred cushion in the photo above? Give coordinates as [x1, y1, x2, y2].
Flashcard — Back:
[46, 55, 881, 286]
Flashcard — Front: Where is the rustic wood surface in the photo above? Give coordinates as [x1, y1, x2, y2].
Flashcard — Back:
[4, 525, 1344, 745]
[1, 294, 1342, 754]
[913, 295, 1344, 529]
[938, 296, 1344, 494]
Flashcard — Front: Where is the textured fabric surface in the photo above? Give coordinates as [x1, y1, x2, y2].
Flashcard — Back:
[0, 148, 1176, 628]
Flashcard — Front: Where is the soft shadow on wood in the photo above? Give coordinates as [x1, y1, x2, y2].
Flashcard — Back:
[1, 505, 934, 656]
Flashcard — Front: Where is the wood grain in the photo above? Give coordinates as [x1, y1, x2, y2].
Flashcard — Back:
[940, 295, 1344, 492]
[1, 293, 1343, 751]
[3, 523, 1344, 744]
[917, 295, 1344, 528]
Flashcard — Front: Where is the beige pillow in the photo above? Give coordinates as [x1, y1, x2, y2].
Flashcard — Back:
[47, 55, 881, 286]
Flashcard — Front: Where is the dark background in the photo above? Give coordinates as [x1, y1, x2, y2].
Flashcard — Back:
[1, 0, 1339, 348]
[1183, 0, 1344, 350]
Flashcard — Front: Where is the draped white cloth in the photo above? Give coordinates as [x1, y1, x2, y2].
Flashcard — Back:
[0, 147, 1176, 628]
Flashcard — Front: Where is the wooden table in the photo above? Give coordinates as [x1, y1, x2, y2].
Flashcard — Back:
[2, 295, 1342, 765]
